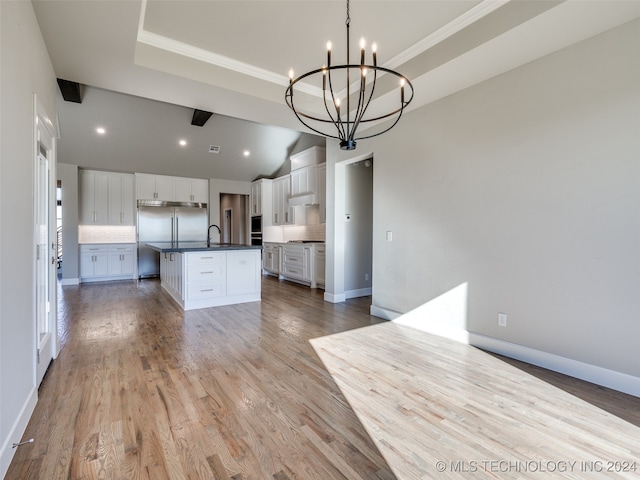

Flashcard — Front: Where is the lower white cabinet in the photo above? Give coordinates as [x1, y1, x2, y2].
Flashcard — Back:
[80, 244, 136, 282]
[159, 249, 261, 310]
[263, 243, 281, 276]
[108, 244, 135, 276]
[279, 243, 325, 288]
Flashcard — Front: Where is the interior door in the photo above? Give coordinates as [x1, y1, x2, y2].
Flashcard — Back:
[35, 98, 57, 386]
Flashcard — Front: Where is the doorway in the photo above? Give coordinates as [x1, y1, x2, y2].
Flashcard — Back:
[34, 97, 58, 386]
[219, 193, 249, 245]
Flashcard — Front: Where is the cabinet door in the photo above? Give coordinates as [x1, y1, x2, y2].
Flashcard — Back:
[80, 252, 96, 278]
[191, 179, 209, 203]
[121, 175, 135, 225]
[251, 182, 262, 216]
[108, 252, 124, 275]
[94, 252, 109, 276]
[282, 176, 295, 224]
[155, 176, 174, 201]
[227, 250, 260, 295]
[136, 175, 157, 200]
[107, 175, 123, 225]
[173, 177, 192, 202]
[80, 171, 109, 224]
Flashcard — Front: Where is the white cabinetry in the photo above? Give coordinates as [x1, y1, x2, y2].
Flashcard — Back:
[277, 242, 325, 288]
[185, 251, 225, 301]
[263, 243, 281, 276]
[108, 244, 135, 276]
[273, 175, 294, 225]
[80, 244, 109, 278]
[174, 177, 208, 203]
[80, 243, 136, 282]
[160, 249, 261, 310]
[161, 251, 183, 299]
[79, 170, 109, 224]
[136, 173, 174, 201]
[107, 174, 135, 225]
[227, 250, 261, 296]
[290, 165, 318, 198]
[250, 179, 274, 226]
[136, 174, 208, 203]
[80, 170, 136, 225]
[281, 243, 312, 283]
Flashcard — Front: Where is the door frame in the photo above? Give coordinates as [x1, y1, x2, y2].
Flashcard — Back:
[34, 94, 58, 385]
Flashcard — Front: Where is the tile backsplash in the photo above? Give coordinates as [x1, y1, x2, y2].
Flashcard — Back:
[79, 225, 136, 244]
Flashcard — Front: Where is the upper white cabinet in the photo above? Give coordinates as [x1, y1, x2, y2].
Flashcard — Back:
[80, 170, 134, 225]
[108, 174, 134, 225]
[174, 177, 208, 203]
[251, 179, 274, 226]
[136, 173, 208, 203]
[80, 170, 109, 225]
[273, 175, 295, 225]
[289, 146, 325, 207]
[136, 173, 173, 201]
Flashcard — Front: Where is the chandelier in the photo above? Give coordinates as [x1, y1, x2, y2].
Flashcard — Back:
[285, 0, 414, 150]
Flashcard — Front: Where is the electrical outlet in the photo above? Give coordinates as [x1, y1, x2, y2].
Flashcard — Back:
[497, 312, 507, 327]
[364, 273, 369, 281]
[386, 231, 393, 241]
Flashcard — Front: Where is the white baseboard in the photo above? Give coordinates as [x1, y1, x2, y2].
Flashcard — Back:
[469, 333, 640, 398]
[345, 287, 372, 299]
[1, 386, 38, 479]
[324, 292, 346, 303]
[370, 304, 401, 320]
[371, 304, 640, 398]
[60, 277, 79, 285]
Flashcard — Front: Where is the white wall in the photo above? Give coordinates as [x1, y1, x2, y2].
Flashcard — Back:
[0, 1, 59, 475]
[326, 19, 640, 392]
[57, 163, 79, 283]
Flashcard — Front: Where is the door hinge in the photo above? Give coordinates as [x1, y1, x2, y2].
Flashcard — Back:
[37, 349, 40, 363]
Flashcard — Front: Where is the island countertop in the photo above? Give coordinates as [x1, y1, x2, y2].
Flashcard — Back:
[146, 241, 262, 253]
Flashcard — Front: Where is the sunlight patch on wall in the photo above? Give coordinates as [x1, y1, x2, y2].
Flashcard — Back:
[392, 282, 470, 344]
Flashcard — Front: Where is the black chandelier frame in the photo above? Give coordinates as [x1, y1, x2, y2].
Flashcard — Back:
[285, 0, 414, 150]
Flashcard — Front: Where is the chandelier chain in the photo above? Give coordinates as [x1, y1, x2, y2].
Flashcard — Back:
[346, 0, 350, 27]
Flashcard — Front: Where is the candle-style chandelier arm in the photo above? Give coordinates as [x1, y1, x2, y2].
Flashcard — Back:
[350, 67, 378, 141]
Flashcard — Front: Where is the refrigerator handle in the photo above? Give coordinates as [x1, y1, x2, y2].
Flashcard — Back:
[175, 217, 179, 243]
[171, 216, 174, 244]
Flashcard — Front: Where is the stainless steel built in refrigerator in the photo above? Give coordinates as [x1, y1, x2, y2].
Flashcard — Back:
[137, 200, 208, 278]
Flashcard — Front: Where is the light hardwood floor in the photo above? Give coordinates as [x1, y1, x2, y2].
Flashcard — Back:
[312, 322, 640, 479]
[7, 276, 640, 479]
[6, 277, 394, 480]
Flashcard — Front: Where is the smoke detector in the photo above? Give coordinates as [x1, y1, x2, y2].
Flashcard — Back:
[209, 145, 221, 154]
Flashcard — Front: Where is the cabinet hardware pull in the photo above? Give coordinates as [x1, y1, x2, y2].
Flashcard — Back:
[201, 271, 213, 274]
[201, 289, 213, 292]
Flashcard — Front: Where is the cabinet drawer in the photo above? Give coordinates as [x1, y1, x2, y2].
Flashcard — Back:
[281, 263, 304, 280]
[188, 252, 225, 264]
[282, 246, 304, 267]
[80, 244, 109, 254]
[108, 244, 135, 253]
[186, 282, 225, 300]
[187, 262, 225, 283]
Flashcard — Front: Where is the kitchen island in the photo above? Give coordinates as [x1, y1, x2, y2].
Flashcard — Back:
[146, 242, 262, 310]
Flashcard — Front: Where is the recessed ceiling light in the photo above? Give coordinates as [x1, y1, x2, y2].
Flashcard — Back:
[179, 139, 187, 147]
[96, 127, 106, 134]
[243, 150, 250, 157]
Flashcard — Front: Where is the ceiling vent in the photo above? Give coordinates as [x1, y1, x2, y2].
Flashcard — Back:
[191, 109, 213, 127]
[209, 145, 221, 154]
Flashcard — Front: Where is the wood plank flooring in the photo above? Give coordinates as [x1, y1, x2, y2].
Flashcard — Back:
[311, 322, 640, 479]
[8, 276, 640, 479]
[6, 277, 394, 480]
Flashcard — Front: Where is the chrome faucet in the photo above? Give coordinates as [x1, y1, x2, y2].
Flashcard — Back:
[207, 224, 221, 246]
